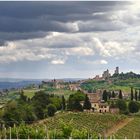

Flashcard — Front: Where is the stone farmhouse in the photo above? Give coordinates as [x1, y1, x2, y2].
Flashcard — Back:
[81, 90, 120, 113]
[81, 92, 110, 113]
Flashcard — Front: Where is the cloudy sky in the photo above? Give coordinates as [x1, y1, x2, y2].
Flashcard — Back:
[0, 1, 140, 79]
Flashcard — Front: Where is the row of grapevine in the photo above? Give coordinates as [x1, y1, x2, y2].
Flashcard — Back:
[0, 123, 102, 139]
[33, 112, 126, 136]
[114, 117, 140, 139]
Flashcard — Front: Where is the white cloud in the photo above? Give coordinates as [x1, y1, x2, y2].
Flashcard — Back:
[0, 29, 139, 65]
[51, 59, 65, 65]
[100, 60, 108, 64]
[66, 47, 94, 56]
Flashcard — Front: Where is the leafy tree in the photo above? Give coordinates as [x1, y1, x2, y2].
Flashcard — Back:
[135, 89, 138, 101]
[32, 91, 51, 119]
[47, 104, 57, 117]
[3, 108, 23, 126]
[34, 104, 45, 119]
[110, 101, 116, 108]
[73, 99, 83, 111]
[131, 87, 134, 100]
[102, 90, 108, 102]
[128, 101, 140, 113]
[20, 104, 37, 123]
[61, 95, 66, 110]
[67, 94, 75, 110]
[83, 94, 91, 110]
[50, 97, 62, 110]
[20, 90, 27, 102]
[118, 90, 123, 99]
[67, 91, 85, 111]
[32, 91, 50, 108]
[116, 99, 127, 112]
[74, 90, 85, 101]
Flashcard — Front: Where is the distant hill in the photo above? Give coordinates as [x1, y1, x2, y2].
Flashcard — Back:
[0, 80, 41, 89]
[0, 78, 84, 89]
[111, 71, 140, 79]
[81, 72, 140, 93]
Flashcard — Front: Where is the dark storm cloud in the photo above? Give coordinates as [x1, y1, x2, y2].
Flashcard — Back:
[0, 31, 47, 44]
[0, 1, 130, 44]
[0, 2, 128, 18]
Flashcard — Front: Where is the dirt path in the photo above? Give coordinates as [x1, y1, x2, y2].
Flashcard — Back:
[104, 117, 134, 138]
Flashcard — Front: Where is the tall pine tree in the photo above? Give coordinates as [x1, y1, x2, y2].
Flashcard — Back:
[83, 94, 91, 110]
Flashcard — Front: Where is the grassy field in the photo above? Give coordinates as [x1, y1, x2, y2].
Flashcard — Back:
[44, 88, 76, 99]
[114, 117, 140, 139]
[33, 112, 126, 136]
[23, 88, 41, 98]
[23, 88, 75, 99]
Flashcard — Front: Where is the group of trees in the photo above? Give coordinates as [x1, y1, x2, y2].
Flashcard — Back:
[102, 90, 123, 102]
[67, 90, 85, 111]
[102, 88, 140, 114]
[112, 72, 140, 79]
[130, 87, 140, 101]
[67, 90, 92, 111]
[1, 90, 66, 126]
[1, 89, 90, 127]
[112, 99, 140, 114]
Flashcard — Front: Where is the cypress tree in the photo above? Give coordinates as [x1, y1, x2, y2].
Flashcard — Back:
[135, 89, 138, 101]
[119, 90, 123, 99]
[108, 91, 111, 99]
[112, 91, 115, 98]
[62, 95, 66, 110]
[131, 87, 134, 101]
[139, 89, 140, 101]
[102, 90, 108, 102]
[83, 94, 91, 110]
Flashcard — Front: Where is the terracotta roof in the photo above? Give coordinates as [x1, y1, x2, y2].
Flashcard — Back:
[87, 93, 101, 103]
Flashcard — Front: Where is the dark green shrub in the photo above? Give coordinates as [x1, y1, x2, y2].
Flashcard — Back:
[47, 104, 57, 117]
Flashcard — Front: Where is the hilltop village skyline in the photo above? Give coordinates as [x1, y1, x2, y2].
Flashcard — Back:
[93, 67, 119, 80]
[1, 66, 140, 81]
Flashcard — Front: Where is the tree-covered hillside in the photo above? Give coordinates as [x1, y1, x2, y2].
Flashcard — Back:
[81, 72, 140, 93]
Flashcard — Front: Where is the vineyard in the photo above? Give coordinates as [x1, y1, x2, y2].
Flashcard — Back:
[114, 117, 140, 139]
[33, 112, 126, 135]
[0, 112, 127, 139]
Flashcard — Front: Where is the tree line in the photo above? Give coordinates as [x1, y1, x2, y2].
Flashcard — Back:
[102, 89, 140, 114]
[0, 90, 66, 127]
